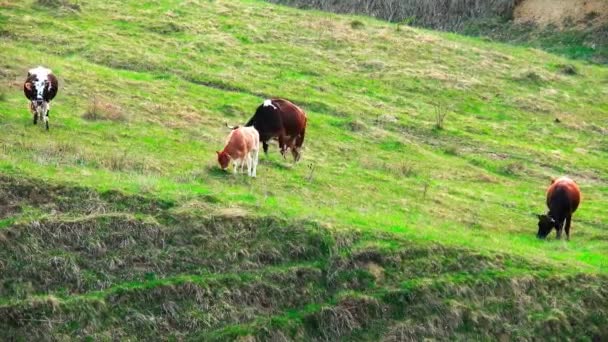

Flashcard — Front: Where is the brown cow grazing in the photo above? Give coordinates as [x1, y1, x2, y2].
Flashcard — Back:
[537, 177, 581, 240]
[217, 126, 260, 177]
[23, 66, 59, 131]
[245, 99, 307, 162]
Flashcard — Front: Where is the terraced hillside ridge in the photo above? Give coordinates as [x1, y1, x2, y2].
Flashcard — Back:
[0, 0, 607, 339]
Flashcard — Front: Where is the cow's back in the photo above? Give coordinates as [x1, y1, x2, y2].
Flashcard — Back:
[247, 102, 284, 139]
[546, 177, 581, 214]
[272, 99, 307, 136]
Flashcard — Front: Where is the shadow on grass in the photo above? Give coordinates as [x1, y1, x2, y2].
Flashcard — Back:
[259, 156, 294, 170]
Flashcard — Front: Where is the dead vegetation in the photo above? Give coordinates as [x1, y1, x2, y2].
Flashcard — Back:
[266, 0, 519, 29]
[2, 139, 161, 175]
[36, 0, 80, 11]
[82, 96, 127, 122]
[558, 64, 578, 75]
[433, 102, 449, 130]
[514, 70, 548, 85]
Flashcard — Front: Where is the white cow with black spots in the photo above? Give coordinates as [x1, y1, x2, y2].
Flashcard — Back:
[23, 66, 59, 130]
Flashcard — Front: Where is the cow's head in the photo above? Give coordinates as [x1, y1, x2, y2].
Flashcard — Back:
[536, 214, 556, 239]
[217, 151, 230, 170]
[26, 67, 53, 107]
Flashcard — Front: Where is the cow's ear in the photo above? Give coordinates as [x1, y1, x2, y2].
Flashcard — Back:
[216, 151, 220, 155]
[550, 177, 556, 184]
[25, 82, 32, 91]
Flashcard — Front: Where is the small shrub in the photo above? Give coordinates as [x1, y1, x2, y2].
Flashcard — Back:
[443, 145, 458, 156]
[400, 16, 416, 26]
[500, 162, 525, 176]
[516, 71, 547, 85]
[147, 22, 184, 35]
[396, 162, 416, 177]
[350, 20, 365, 29]
[585, 11, 600, 21]
[36, 0, 80, 11]
[346, 119, 366, 132]
[422, 177, 432, 199]
[82, 96, 126, 122]
[433, 103, 448, 130]
[558, 64, 578, 76]
[375, 114, 397, 128]
[360, 60, 386, 71]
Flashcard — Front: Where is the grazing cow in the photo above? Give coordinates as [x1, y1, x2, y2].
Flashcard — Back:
[23, 66, 58, 131]
[217, 126, 260, 177]
[245, 98, 307, 162]
[537, 177, 581, 240]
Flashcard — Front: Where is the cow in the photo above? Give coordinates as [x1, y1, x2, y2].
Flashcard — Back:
[537, 177, 581, 240]
[245, 98, 307, 162]
[23, 66, 58, 131]
[217, 126, 260, 177]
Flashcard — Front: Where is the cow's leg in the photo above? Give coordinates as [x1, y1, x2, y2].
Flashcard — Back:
[263, 141, 269, 155]
[278, 135, 288, 159]
[244, 153, 250, 176]
[556, 219, 565, 240]
[284, 136, 297, 162]
[241, 157, 247, 173]
[38, 102, 49, 130]
[293, 128, 306, 162]
[565, 215, 572, 241]
[30, 103, 38, 125]
[44, 108, 49, 131]
[252, 148, 258, 177]
[233, 160, 238, 174]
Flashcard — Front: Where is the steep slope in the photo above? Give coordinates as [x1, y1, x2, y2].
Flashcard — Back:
[0, 0, 607, 339]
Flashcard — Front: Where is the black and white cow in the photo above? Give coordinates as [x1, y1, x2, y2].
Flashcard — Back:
[23, 66, 58, 130]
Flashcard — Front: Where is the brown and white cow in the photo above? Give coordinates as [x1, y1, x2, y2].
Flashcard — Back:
[23, 66, 58, 131]
[245, 99, 307, 162]
[217, 126, 260, 177]
[537, 177, 581, 240]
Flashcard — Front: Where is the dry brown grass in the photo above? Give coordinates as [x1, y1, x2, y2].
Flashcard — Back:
[82, 96, 127, 122]
[36, 0, 80, 11]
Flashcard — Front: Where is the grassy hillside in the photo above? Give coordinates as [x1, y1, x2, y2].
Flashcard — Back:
[0, 0, 607, 339]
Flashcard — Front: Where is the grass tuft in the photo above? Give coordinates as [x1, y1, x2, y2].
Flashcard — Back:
[350, 20, 365, 29]
[36, 0, 80, 11]
[82, 96, 127, 122]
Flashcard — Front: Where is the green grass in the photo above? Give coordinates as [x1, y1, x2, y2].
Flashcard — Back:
[462, 18, 608, 64]
[0, 0, 607, 339]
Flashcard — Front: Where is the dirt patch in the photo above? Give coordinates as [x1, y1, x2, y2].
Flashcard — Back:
[514, 0, 608, 28]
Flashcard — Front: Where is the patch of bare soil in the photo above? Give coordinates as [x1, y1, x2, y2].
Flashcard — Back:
[514, 0, 608, 28]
